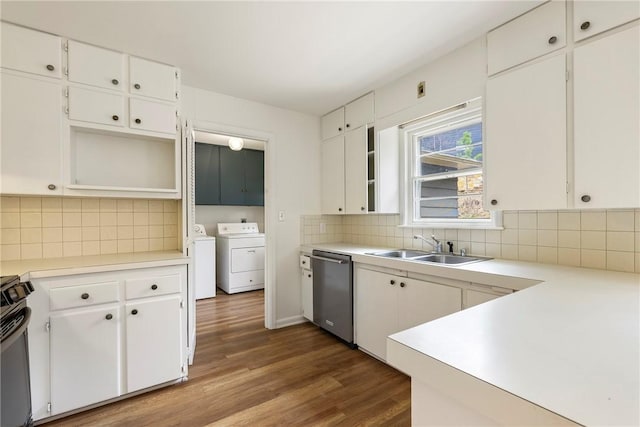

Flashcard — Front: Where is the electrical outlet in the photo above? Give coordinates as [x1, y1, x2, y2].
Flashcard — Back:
[320, 223, 326, 233]
[417, 81, 426, 98]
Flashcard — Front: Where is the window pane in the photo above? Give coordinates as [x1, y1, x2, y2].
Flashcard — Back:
[416, 174, 490, 219]
[416, 121, 483, 178]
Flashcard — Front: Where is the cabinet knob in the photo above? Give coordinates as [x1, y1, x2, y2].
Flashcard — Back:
[548, 36, 557, 45]
[134, 83, 141, 90]
[490, 199, 498, 206]
[46, 64, 55, 71]
[81, 293, 89, 300]
[346, 123, 350, 128]
[112, 115, 119, 121]
[302, 260, 306, 264]
[47, 184, 57, 191]
[131, 309, 138, 315]
[338, 207, 342, 212]
[400, 282, 406, 288]
[361, 207, 365, 211]
[135, 118, 142, 124]
[338, 127, 342, 132]
[308, 274, 311, 278]
[390, 280, 396, 285]
[581, 195, 591, 203]
[105, 313, 113, 320]
[151, 284, 158, 290]
[111, 79, 119, 85]
[580, 21, 591, 31]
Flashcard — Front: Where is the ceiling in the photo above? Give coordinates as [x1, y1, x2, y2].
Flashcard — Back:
[1, 1, 541, 116]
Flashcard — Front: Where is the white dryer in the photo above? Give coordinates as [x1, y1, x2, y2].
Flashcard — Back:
[216, 222, 265, 294]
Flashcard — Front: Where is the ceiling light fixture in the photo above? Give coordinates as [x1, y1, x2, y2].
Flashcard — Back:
[228, 137, 244, 151]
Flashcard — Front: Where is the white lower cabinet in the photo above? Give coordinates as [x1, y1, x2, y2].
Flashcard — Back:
[355, 267, 462, 361]
[28, 264, 187, 421]
[300, 263, 313, 322]
[50, 304, 121, 415]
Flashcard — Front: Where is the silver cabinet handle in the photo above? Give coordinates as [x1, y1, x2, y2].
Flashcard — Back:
[309, 254, 346, 264]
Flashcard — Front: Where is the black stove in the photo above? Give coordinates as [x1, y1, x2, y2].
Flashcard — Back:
[1, 275, 35, 427]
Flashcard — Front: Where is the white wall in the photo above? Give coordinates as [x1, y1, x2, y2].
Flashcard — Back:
[182, 85, 322, 326]
[195, 205, 265, 236]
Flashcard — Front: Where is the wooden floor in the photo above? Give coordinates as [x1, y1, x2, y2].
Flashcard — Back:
[44, 290, 411, 426]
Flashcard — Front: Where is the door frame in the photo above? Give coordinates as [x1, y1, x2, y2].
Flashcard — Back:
[189, 120, 276, 329]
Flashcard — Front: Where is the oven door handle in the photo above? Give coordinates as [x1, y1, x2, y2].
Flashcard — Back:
[1, 307, 32, 350]
[309, 254, 346, 264]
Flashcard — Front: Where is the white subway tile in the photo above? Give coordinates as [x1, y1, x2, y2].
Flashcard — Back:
[117, 239, 134, 253]
[558, 248, 580, 267]
[42, 242, 63, 258]
[82, 227, 100, 241]
[470, 229, 485, 243]
[21, 243, 42, 259]
[581, 211, 606, 231]
[134, 239, 150, 252]
[100, 212, 117, 226]
[606, 231, 634, 252]
[503, 212, 518, 229]
[606, 251, 635, 272]
[117, 199, 133, 212]
[42, 213, 62, 228]
[1, 228, 20, 245]
[485, 243, 501, 258]
[1, 197, 20, 212]
[100, 199, 117, 212]
[100, 240, 118, 255]
[117, 226, 134, 239]
[42, 228, 62, 243]
[607, 210, 634, 232]
[485, 230, 501, 243]
[117, 212, 134, 226]
[63, 227, 82, 242]
[581, 231, 606, 250]
[21, 213, 42, 228]
[41, 197, 62, 212]
[82, 241, 100, 256]
[537, 247, 558, 265]
[81, 212, 100, 227]
[81, 198, 100, 212]
[518, 229, 537, 246]
[62, 212, 81, 227]
[501, 244, 518, 260]
[581, 249, 606, 269]
[21, 228, 42, 244]
[62, 198, 82, 212]
[63, 242, 82, 257]
[20, 197, 41, 212]
[537, 230, 558, 247]
[558, 230, 580, 248]
[1, 244, 20, 260]
[1, 213, 20, 229]
[537, 212, 558, 230]
[518, 212, 537, 229]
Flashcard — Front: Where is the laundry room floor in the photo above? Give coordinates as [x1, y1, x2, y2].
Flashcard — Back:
[43, 290, 411, 426]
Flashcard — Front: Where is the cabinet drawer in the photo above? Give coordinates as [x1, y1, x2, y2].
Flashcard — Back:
[67, 40, 125, 91]
[231, 247, 265, 273]
[345, 93, 374, 131]
[229, 270, 264, 287]
[487, 1, 566, 75]
[50, 281, 120, 311]
[574, 0, 640, 42]
[1, 22, 62, 78]
[300, 255, 311, 269]
[129, 56, 177, 102]
[125, 274, 181, 299]
[68, 86, 125, 127]
[129, 98, 177, 134]
[321, 107, 345, 140]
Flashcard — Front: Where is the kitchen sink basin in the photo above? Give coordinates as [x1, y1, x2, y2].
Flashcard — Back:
[366, 249, 432, 258]
[368, 250, 491, 266]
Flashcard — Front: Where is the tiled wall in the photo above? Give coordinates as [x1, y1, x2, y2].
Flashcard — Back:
[301, 209, 640, 273]
[0, 196, 180, 261]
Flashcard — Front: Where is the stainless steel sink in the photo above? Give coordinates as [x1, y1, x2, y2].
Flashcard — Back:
[367, 249, 432, 258]
[368, 249, 491, 266]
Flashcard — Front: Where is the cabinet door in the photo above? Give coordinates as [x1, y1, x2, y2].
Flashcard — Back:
[195, 143, 220, 205]
[129, 98, 177, 134]
[355, 268, 398, 361]
[219, 146, 246, 205]
[126, 295, 182, 392]
[68, 86, 125, 127]
[485, 54, 567, 210]
[1, 22, 62, 78]
[1, 71, 62, 195]
[574, 0, 640, 42]
[244, 149, 265, 206]
[129, 56, 177, 102]
[321, 135, 345, 214]
[345, 126, 368, 214]
[574, 26, 640, 209]
[321, 107, 345, 140]
[50, 305, 121, 415]
[487, 0, 566, 75]
[345, 92, 374, 131]
[231, 246, 265, 272]
[398, 279, 461, 331]
[301, 269, 313, 321]
[67, 40, 124, 90]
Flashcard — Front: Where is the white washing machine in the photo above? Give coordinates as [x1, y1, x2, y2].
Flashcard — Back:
[216, 222, 265, 294]
[193, 224, 216, 299]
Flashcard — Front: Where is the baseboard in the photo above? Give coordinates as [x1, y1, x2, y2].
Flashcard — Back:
[275, 314, 307, 328]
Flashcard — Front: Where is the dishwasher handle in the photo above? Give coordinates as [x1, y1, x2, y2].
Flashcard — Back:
[309, 254, 347, 264]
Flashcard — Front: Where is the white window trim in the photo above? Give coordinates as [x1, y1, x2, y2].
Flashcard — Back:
[400, 98, 502, 229]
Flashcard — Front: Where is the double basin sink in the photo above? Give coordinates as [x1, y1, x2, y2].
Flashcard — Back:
[367, 249, 491, 266]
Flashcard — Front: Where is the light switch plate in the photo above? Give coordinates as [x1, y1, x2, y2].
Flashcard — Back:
[278, 211, 285, 221]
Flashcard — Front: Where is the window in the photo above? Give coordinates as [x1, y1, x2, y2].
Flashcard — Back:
[403, 98, 498, 228]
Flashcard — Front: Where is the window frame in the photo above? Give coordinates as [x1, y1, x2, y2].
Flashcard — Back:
[401, 98, 502, 229]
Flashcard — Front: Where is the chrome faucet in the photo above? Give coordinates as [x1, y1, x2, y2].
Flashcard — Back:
[414, 234, 443, 253]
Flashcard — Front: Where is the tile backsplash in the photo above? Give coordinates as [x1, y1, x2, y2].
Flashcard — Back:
[1, 197, 180, 261]
[301, 210, 640, 273]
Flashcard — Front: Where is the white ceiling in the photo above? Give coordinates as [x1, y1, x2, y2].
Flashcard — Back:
[1, 1, 541, 116]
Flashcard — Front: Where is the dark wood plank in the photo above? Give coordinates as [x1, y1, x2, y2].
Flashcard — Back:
[43, 290, 410, 426]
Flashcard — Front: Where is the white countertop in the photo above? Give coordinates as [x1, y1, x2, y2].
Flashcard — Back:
[1, 251, 189, 279]
[302, 243, 640, 426]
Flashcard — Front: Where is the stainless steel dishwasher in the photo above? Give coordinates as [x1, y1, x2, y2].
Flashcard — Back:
[311, 250, 355, 348]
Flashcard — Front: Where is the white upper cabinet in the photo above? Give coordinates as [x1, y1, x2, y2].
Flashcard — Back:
[344, 92, 374, 131]
[1, 71, 62, 195]
[321, 135, 345, 214]
[129, 56, 177, 102]
[574, 0, 640, 42]
[485, 54, 567, 211]
[487, 0, 566, 75]
[129, 98, 177, 134]
[321, 107, 345, 140]
[1, 22, 62, 78]
[344, 126, 368, 214]
[573, 25, 640, 209]
[67, 40, 125, 90]
[68, 86, 125, 128]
